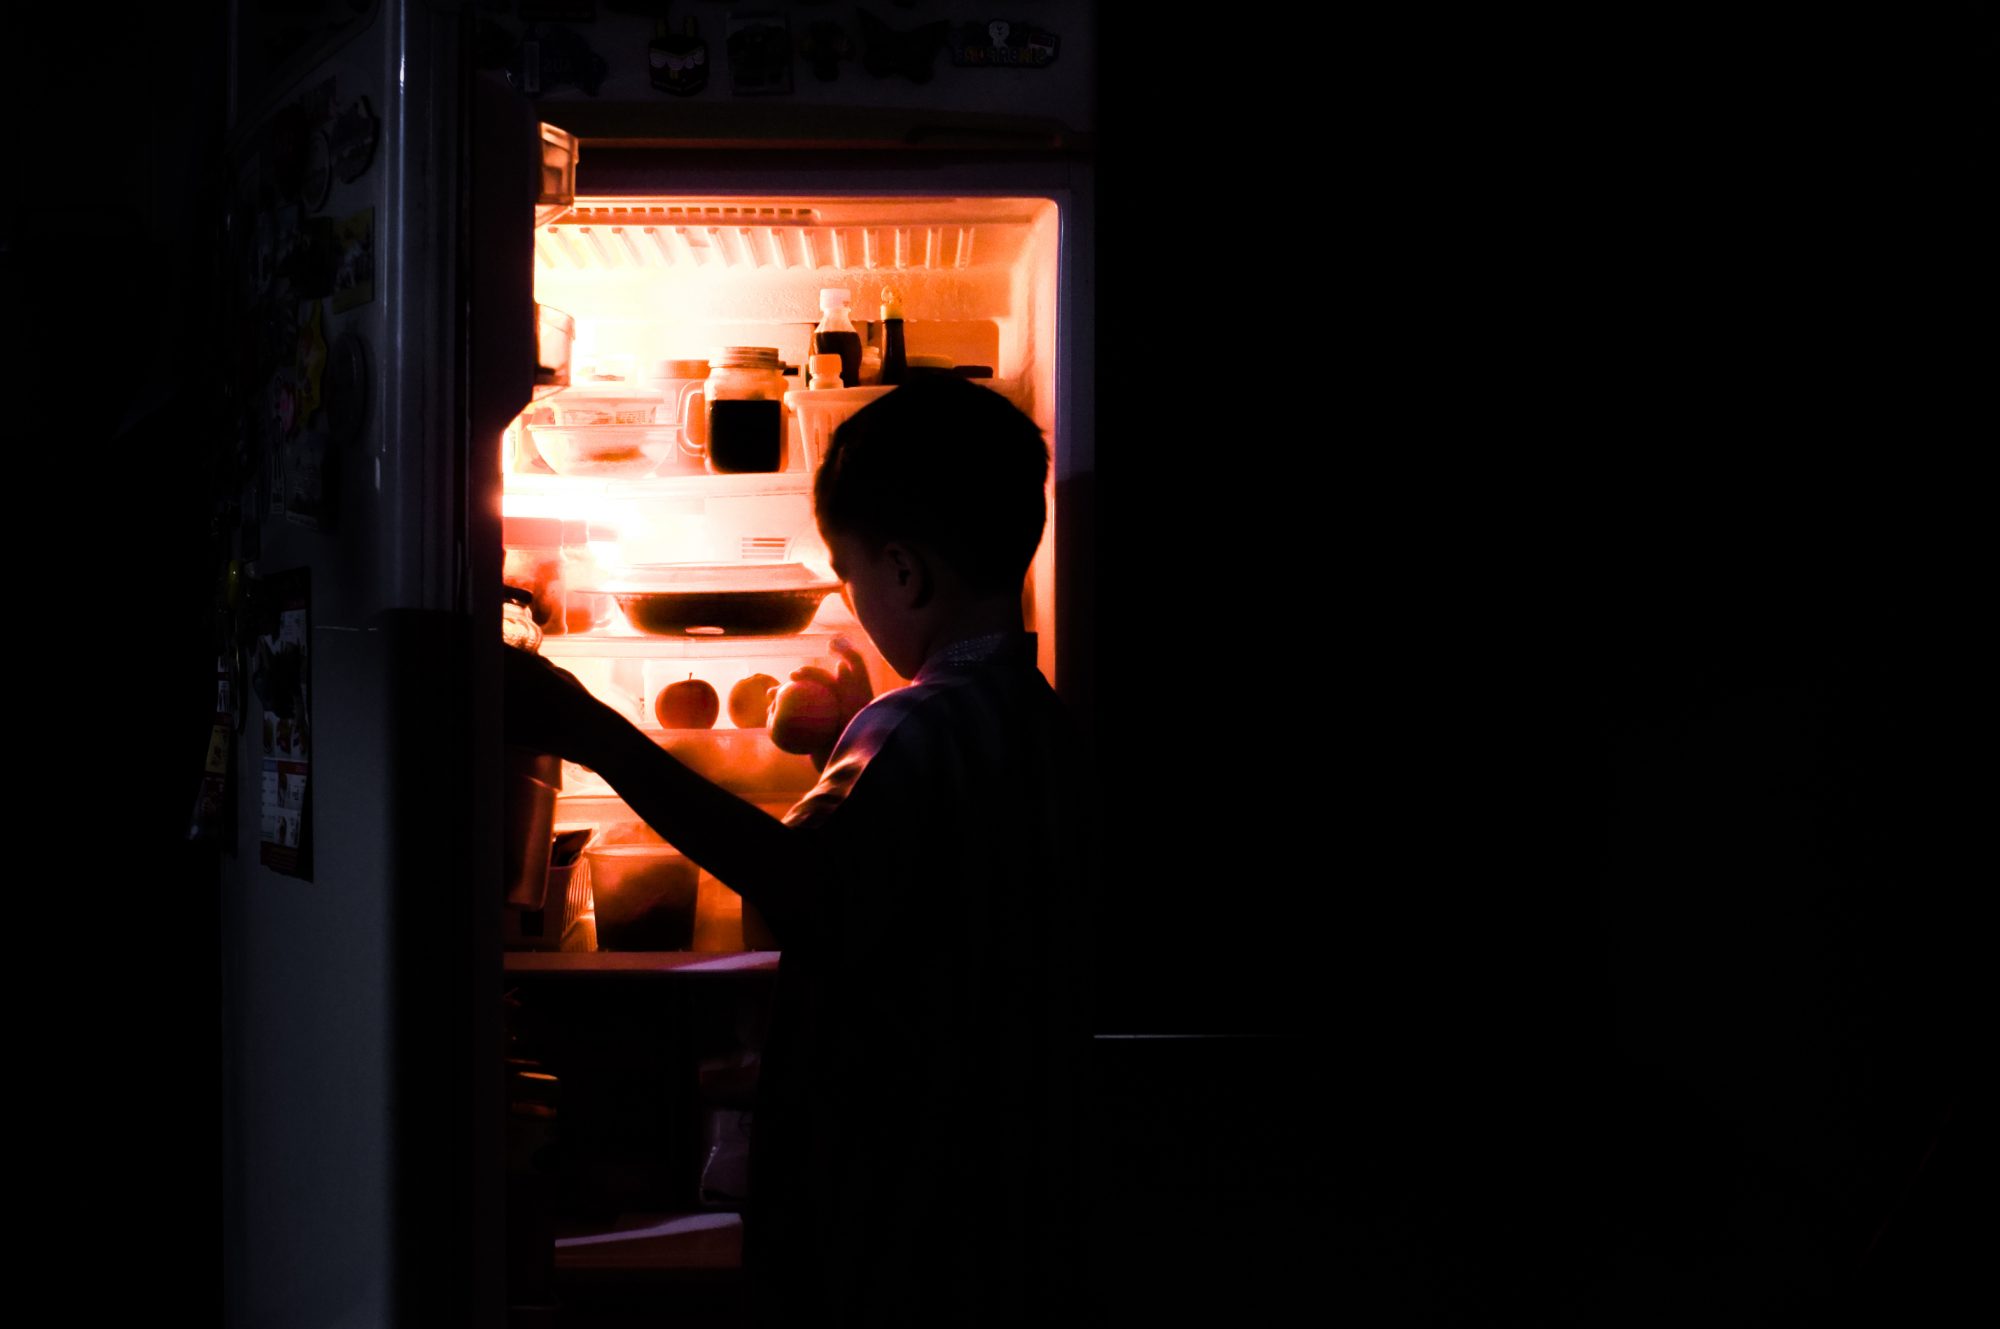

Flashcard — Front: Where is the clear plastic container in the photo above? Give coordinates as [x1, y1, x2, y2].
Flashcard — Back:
[526, 423, 678, 478]
[544, 379, 666, 427]
[784, 385, 894, 471]
[586, 844, 699, 950]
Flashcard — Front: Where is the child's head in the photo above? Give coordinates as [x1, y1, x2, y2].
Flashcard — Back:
[814, 377, 1049, 672]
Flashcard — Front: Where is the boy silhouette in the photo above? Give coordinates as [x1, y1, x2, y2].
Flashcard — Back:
[505, 375, 1092, 1323]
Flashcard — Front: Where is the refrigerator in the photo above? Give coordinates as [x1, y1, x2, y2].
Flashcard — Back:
[217, 3, 1101, 1325]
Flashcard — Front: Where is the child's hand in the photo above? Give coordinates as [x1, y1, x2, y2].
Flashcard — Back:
[787, 636, 873, 769]
[503, 645, 602, 759]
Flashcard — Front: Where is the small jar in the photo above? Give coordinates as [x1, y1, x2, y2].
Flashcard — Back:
[501, 586, 543, 653]
[697, 347, 787, 474]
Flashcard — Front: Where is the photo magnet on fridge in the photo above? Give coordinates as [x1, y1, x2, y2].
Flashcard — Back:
[727, 10, 793, 95]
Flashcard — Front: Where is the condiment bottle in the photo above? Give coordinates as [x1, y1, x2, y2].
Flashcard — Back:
[808, 353, 843, 390]
[878, 286, 907, 386]
[811, 288, 861, 389]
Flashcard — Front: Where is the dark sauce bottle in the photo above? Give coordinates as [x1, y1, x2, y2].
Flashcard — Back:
[878, 286, 907, 386]
[811, 287, 862, 388]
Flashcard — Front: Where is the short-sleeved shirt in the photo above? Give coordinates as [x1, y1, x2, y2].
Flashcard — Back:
[747, 630, 1093, 1324]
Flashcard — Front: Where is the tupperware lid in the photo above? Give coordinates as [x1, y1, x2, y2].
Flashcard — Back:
[651, 358, 711, 380]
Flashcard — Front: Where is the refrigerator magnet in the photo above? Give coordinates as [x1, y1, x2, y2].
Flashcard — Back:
[331, 207, 375, 312]
[649, 16, 709, 96]
[254, 568, 313, 880]
[511, 25, 609, 98]
[857, 9, 947, 83]
[276, 212, 338, 300]
[284, 425, 339, 533]
[326, 330, 369, 452]
[727, 10, 794, 95]
[798, 20, 853, 82]
[330, 96, 378, 183]
[300, 129, 332, 211]
[295, 300, 328, 423]
[292, 300, 328, 426]
[949, 20, 1060, 68]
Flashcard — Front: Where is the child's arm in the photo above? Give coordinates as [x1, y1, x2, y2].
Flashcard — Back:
[505, 647, 820, 938]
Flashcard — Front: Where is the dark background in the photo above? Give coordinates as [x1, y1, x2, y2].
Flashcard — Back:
[18, 3, 1986, 1324]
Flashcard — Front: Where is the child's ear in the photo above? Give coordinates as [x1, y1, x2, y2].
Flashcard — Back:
[883, 541, 933, 609]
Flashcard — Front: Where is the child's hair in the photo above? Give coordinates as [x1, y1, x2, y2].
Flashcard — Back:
[814, 376, 1049, 594]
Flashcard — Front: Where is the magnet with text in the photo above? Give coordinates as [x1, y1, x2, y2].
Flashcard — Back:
[950, 19, 1059, 68]
[650, 16, 709, 96]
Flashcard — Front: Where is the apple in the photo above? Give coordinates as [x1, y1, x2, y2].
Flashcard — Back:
[768, 677, 844, 756]
[654, 675, 719, 729]
[728, 673, 779, 729]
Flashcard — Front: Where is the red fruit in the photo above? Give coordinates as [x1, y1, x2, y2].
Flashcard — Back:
[728, 673, 779, 728]
[654, 675, 719, 729]
[768, 678, 844, 755]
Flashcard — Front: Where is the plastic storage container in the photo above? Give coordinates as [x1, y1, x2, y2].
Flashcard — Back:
[586, 843, 699, 950]
[784, 385, 893, 471]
